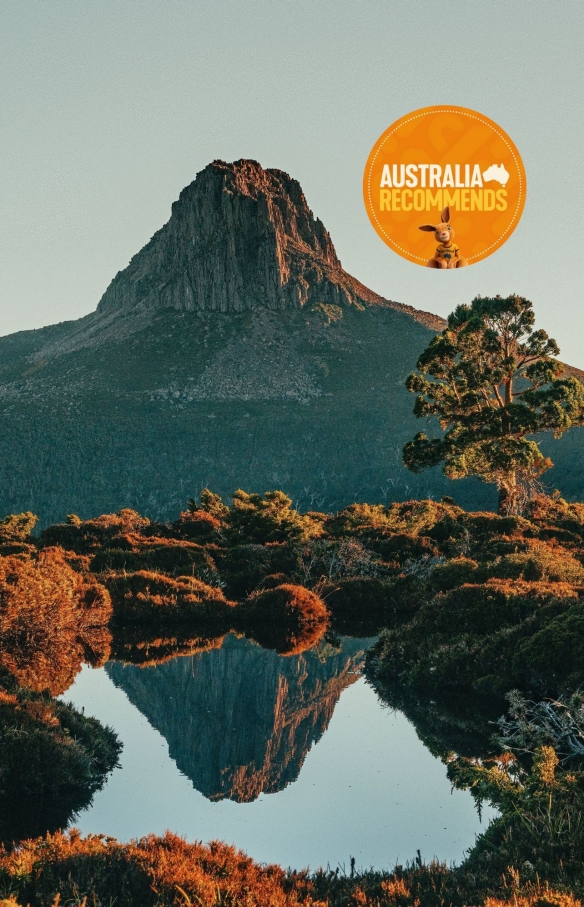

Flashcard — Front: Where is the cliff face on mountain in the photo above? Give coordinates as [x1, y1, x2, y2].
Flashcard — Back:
[99, 160, 341, 316]
[0, 158, 582, 524]
[97, 159, 443, 326]
[107, 635, 369, 802]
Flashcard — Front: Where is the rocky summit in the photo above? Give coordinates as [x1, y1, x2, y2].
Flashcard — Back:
[99, 159, 343, 316]
[0, 159, 582, 523]
[97, 159, 444, 324]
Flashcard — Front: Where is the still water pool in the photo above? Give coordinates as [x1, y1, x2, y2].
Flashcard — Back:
[62, 635, 495, 870]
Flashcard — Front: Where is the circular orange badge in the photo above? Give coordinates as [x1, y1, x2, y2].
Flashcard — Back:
[363, 106, 526, 267]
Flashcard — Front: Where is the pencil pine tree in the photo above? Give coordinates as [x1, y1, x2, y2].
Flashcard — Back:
[403, 295, 584, 514]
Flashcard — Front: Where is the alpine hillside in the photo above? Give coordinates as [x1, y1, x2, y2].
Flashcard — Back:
[0, 159, 582, 523]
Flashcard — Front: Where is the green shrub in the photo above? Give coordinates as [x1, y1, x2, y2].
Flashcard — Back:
[375, 532, 439, 565]
[429, 557, 480, 591]
[326, 575, 422, 634]
[0, 512, 38, 555]
[0, 675, 121, 845]
[430, 580, 578, 636]
[369, 579, 580, 701]
[90, 539, 214, 577]
[106, 571, 233, 624]
[450, 747, 584, 892]
[219, 543, 296, 598]
[486, 541, 584, 584]
[225, 490, 320, 545]
[515, 602, 584, 691]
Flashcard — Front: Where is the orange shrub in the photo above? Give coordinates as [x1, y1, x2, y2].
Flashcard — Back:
[40, 509, 151, 553]
[0, 830, 581, 907]
[241, 583, 329, 655]
[0, 548, 112, 695]
[172, 508, 223, 540]
[106, 570, 233, 624]
[0, 830, 315, 907]
[484, 893, 582, 907]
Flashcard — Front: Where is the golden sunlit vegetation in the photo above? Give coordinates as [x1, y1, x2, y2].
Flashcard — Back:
[0, 824, 582, 907]
[0, 547, 111, 696]
[241, 582, 329, 655]
[5, 488, 584, 684]
[3, 488, 584, 902]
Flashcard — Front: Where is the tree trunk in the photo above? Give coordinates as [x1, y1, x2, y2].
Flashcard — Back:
[498, 471, 518, 515]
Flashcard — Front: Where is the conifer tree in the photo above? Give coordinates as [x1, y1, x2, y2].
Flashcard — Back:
[403, 295, 584, 514]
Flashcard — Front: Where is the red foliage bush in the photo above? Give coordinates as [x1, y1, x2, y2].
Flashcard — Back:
[0, 548, 112, 695]
[172, 509, 223, 540]
[241, 583, 329, 655]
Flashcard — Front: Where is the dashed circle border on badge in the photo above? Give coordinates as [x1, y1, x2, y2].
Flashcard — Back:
[365, 107, 525, 263]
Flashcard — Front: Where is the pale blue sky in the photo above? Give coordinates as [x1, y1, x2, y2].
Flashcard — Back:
[2, 1, 583, 365]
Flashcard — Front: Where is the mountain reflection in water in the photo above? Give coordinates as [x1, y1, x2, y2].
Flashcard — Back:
[64, 636, 494, 869]
[106, 634, 369, 803]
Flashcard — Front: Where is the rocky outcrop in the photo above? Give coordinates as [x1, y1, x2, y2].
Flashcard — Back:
[96, 159, 443, 326]
[107, 635, 370, 802]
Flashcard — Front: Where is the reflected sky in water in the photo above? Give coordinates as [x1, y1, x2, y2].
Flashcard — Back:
[63, 643, 496, 870]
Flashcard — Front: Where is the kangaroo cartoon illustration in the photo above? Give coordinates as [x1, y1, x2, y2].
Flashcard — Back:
[418, 207, 468, 268]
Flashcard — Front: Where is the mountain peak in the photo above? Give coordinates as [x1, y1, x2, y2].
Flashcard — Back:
[97, 158, 352, 317]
